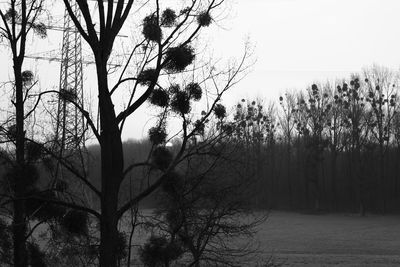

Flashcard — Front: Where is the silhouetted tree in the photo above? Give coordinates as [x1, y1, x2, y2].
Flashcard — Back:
[324, 82, 347, 209]
[0, 0, 47, 265]
[142, 121, 265, 266]
[297, 84, 330, 210]
[364, 66, 399, 213]
[279, 92, 296, 208]
[58, 1, 249, 265]
[232, 99, 276, 207]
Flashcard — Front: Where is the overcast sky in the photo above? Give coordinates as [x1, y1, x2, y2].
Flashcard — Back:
[2, 0, 400, 141]
[219, 0, 400, 101]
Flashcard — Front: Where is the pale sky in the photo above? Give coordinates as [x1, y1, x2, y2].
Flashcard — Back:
[219, 0, 400, 101]
[1, 0, 400, 141]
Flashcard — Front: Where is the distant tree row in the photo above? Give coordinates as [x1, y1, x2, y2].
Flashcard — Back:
[230, 65, 400, 214]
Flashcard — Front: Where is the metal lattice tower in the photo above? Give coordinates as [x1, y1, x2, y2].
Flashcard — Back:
[54, 4, 92, 206]
[56, 2, 85, 151]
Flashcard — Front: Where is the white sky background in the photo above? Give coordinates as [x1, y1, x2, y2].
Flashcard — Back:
[2, 0, 400, 141]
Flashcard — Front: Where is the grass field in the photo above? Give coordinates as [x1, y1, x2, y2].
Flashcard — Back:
[31, 210, 400, 266]
[257, 211, 400, 266]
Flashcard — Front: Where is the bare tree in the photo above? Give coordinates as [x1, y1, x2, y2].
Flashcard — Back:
[0, 0, 47, 265]
[141, 120, 266, 267]
[295, 84, 330, 210]
[279, 92, 296, 208]
[52, 1, 251, 266]
[363, 65, 399, 213]
[324, 81, 347, 210]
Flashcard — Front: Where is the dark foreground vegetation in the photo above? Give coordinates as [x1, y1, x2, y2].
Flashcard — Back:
[0, 0, 266, 266]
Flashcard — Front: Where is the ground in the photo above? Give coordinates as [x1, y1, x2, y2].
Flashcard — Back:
[258, 211, 400, 266]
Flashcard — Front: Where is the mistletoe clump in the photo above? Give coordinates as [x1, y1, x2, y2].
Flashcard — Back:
[168, 84, 180, 94]
[161, 8, 177, 27]
[116, 232, 128, 260]
[26, 141, 42, 161]
[0, 219, 12, 263]
[149, 88, 169, 107]
[59, 88, 77, 102]
[194, 119, 205, 135]
[26, 189, 66, 221]
[142, 14, 162, 41]
[161, 171, 184, 196]
[27, 242, 47, 267]
[32, 22, 47, 39]
[6, 124, 17, 140]
[186, 82, 202, 101]
[214, 104, 226, 119]
[4, 8, 17, 22]
[164, 45, 195, 72]
[138, 68, 158, 86]
[197, 12, 212, 27]
[152, 146, 173, 171]
[5, 164, 39, 191]
[60, 210, 89, 237]
[148, 126, 167, 145]
[140, 236, 183, 267]
[21, 70, 34, 83]
[54, 179, 68, 192]
[171, 90, 191, 114]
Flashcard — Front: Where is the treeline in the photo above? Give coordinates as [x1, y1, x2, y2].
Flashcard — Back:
[84, 66, 400, 215]
[231, 65, 400, 214]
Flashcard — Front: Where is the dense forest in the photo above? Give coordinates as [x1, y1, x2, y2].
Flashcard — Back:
[86, 65, 400, 215]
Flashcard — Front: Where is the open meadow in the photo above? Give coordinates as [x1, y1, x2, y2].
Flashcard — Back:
[125, 210, 400, 266]
[257, 212, 400, 266]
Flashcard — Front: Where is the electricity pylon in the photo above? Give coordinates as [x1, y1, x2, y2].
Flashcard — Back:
[55, 2, 85, 151]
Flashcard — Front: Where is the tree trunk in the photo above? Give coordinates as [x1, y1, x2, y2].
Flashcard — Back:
[287, 141, 293, 209]
[13, 61, 28, 267]
[331, 150, 337, 211]
[96, 60, 124, 267]
[379, 145, 386, 214]
[396, 147, 400, 197]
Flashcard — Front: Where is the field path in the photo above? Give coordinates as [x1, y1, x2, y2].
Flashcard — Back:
[258, 212, 400, 266]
